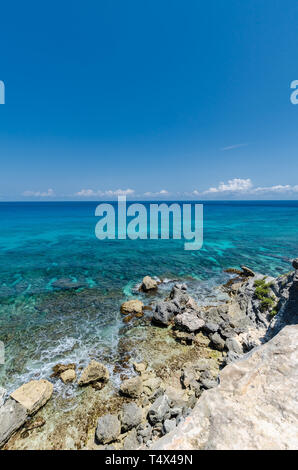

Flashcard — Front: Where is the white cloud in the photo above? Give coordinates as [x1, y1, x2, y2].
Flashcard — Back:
[75, 188, 135, 197]
[221, 143, 248, 151]
[22, 188, 55, 197]
[253, 184, 298, 193]
[204, 178, 253, 194]
[143, 189, 169, 197]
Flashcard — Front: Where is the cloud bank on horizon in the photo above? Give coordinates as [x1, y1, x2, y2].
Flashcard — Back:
[20, 179, 298, 200]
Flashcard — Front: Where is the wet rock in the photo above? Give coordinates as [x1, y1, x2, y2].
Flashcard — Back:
[78, 360, 109, 386]
[148, 395, 170, 425]
[292, 258, 298, 270]
[120, 299, 144, 315]
[240, 266, 256, 277]
[120, 402, 143, 432]
[0, 398, 27, 447]
[10, 380, 53, 415]
[211, 332, 225, 351]
[122, 428, 139, 450]
[174, 311, 205, 333]
[60, 369, 76, 384]
[226, 337, 243, 355]
[152, 301, 179, 326]
[141, 276, 158, 292]
[163, 418, 176, 434]
[120, 376, 143, 398]
[95, 414, 121, 445]
[51, 363, 76, 378]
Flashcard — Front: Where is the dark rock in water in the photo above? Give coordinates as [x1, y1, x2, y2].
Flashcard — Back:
[292, 258, 298, 270]
[163, 418, 176, 435]
[211, 332, 225, 351]
[148, 395, 170, 425]
[95, 414, 121, 444]
[240, 266, 256, 277]
[51, 278, 84, 290]
[0, 398, 28, 447]
[174, 311, 205, 333]
[120, 402, 143, 432]
[122, 428, 139, 450]
[152, 301, 179, 326]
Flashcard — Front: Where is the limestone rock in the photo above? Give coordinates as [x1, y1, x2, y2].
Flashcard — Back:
[133, 362, 147, 374]
[122, 428, 139, 450]
[60, 369, 76, 384]
[211, 332, 225, 351]
[120, 299, 144, 315]
[10, 380, 53, 415]
[148, 395, 170, 425]
[95, 414, 121, 444]
[174, 311, 205, 333]
[78, 360, 109, 386]
[163, 418, 176, 434]
[141, 276, 158, 292]
[120, 376, 143, 398]
[0, 386, 6, 407]
[152, 301, 179, 326]
[0, 398, 27, 447]
[153, 325, 298, 450]
[120, 402, 143, 431]
[51, 363, 76, 378]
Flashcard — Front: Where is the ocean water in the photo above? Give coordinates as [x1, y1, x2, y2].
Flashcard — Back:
[0, 201, 297, 396]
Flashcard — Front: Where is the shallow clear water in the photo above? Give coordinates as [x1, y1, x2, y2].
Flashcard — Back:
[0, 201, 297, 395]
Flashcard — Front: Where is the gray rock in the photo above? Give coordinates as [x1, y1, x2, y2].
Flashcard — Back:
[121, 402, 142, 431]
[95, 414, 121, 444]
[0, 398, 27, 447]
[122, 428, 139, 450]
[223, 350, 241, 365]
[163, 418, 176, 434]
[137, 422, 152, 444]
[211, 332, 225, 351]
[199, 378, 218, 390]
[148, 395, 170, 425]
[170, 406, 182, 417]
[174, 311, 205, 333]
[204, 322, 219, 334]
[226, 337, 243, 355]
[152, 301, 179, 326]
[120, 376, 143, 398]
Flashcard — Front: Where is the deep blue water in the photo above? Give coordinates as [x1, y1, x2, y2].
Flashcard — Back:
[0, 201, 297, 395]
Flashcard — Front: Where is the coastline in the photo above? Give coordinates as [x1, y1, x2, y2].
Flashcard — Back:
[1, 259, 297, 450]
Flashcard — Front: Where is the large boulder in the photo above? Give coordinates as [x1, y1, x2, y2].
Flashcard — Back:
[120, 402, 143, 431]
[10, 379, 53, 415]
[148, 395, 170, 425]
[120, 376, 143, 398]
[153, 325, 298, 450]
[95, 414, 121, 444]
[120, 299, 144, 315]
[174, 311, 205, 333]
[78, 360, 109, 386]
[152, 301, 179, 326]
[141, 276, 158, 292]
[0, 398, 27, 447]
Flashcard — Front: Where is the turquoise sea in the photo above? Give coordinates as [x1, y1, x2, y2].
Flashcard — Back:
[0, 201, 297, 396]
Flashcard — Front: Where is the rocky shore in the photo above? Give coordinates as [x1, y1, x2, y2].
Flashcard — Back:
[1, 259, 298, 450]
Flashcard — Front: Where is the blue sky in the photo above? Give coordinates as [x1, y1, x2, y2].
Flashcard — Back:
[0, 0, 298, 200]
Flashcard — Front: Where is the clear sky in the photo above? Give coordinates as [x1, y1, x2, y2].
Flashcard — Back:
[1, 0, 298, 200]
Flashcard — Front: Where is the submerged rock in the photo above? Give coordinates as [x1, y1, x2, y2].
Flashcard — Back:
[141, 276, 158, 292]
[51, 278, 84, 290]
[10, 380, 53, 415]
[95, 414, 121, 445]
[120, 299, 144, 315]
[78, 360, 109, 386]
[0, 398, 27, 447]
